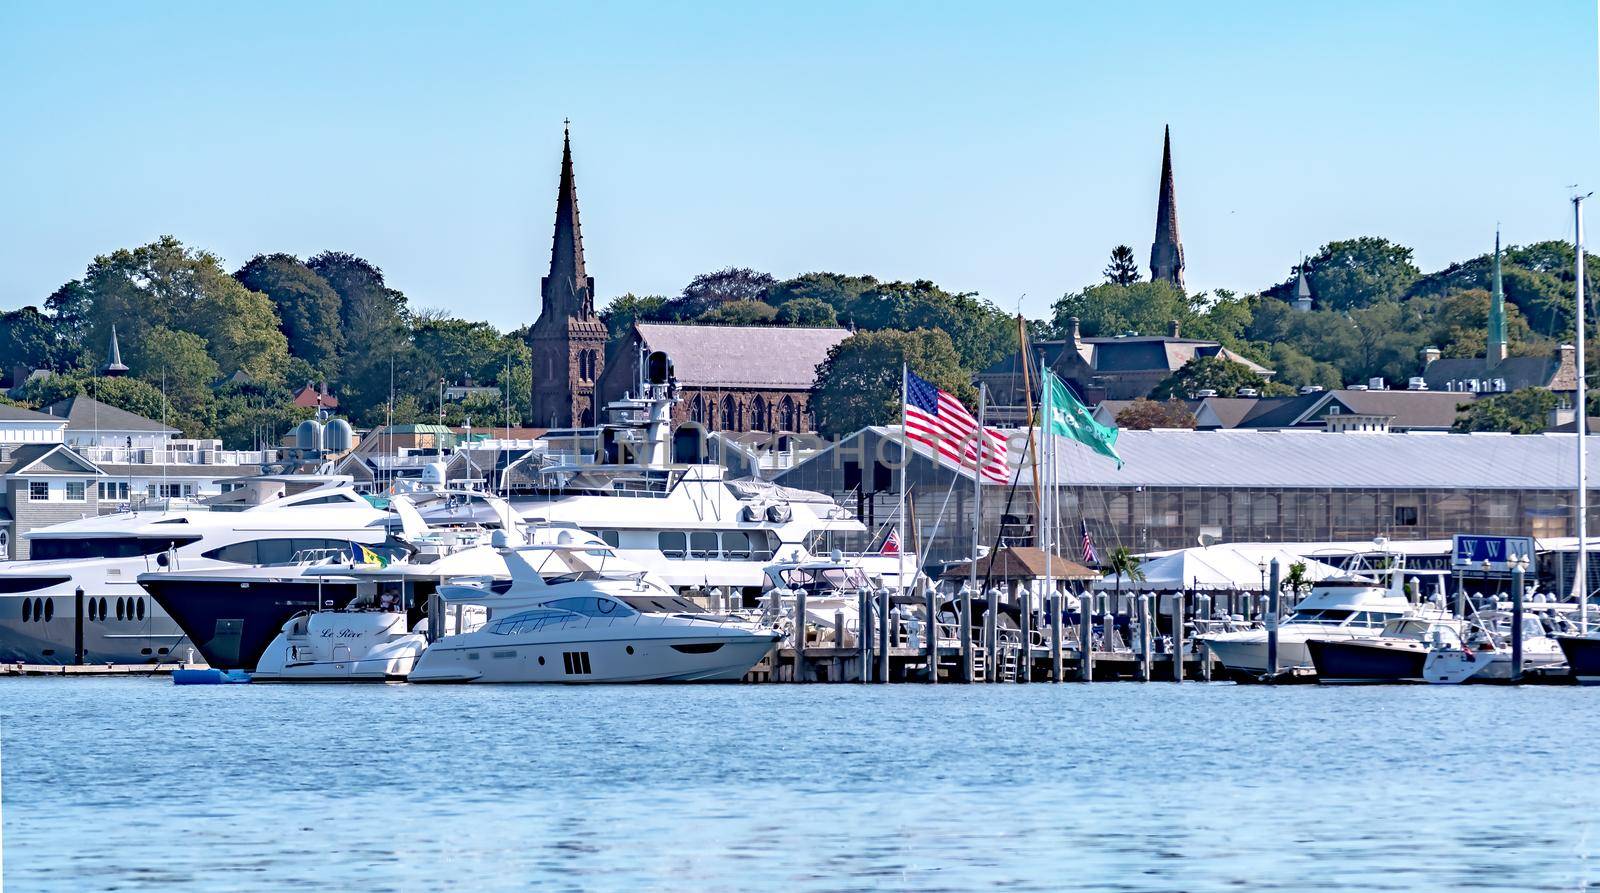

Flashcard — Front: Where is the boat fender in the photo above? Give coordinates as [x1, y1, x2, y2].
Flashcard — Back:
[766, 505, 792, 523]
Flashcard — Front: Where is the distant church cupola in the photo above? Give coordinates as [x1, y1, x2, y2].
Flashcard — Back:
[101, 324, 129, 377]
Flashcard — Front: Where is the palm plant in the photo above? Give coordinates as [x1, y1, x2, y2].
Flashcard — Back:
[1106, 546, 1144, 607]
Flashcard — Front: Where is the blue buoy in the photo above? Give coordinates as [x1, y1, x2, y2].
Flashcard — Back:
[172, 668, 251, 686]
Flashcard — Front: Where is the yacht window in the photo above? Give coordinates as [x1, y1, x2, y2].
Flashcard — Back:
[751, 531, 777, 561]
[30, 536, 201, 561]
[33, 598, 42, 622]
[136, 597, 145, 621]
[1321, 609, 1353, 624]
[98, 597, 107, 621]
[618, 595, 706, 614]
[255, 539, 296, 565]
[205, 542, 259, 564]
[689, 532, 718, 559]
[21, 599, 29, 623]
[288, 494, 359, 506]
[544, 596, 638, 618]
[1287, 609, 1324, 623]
[43, 598, 53, 622]
[599, 530, 620, 548]
[488, 608, 572, 635]
[723, 531, 751, 560]
[116, 597, 125, 621]
[659, 532, 686, 559]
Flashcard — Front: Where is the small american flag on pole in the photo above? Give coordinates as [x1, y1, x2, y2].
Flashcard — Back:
[904, 370, 1009, 484]
[1081, 519, 1099, 566]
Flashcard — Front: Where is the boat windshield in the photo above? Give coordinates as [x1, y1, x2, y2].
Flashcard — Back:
[779, 566, 870, 591]
[1286, 609, 1353, 625]
[618, 594, 707, 614]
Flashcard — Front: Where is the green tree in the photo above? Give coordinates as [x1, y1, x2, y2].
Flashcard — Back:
[1115, 398, 1197, 430]
[1280, 237, 1420, 312]
[666, 267, 776, 318]
[811, 328, 973, 437]
[308, 251, 409, 425]
[764, 272, 879, 314]
[599, 293, 670, 342]
[43, 280, 93, 366]
[1105, 546, 1143, 592]
[0, 306, 60, 374]
[1152, 355, 1269, 400]
[697, 300, 778, 326]
[851, 280, 1014, 370]
[1104, 245, 1141, 285]
[213, 393, 313, 450]
[234, 254, 345, 376]
[128, 327, 220, 415]
[1452, 388, 1559, 433]
[74, 237, 290, 385]
[775, 297, 838, 327]
[1051, 280, 1201, 340]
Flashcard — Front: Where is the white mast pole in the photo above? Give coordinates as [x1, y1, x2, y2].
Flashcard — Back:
[1577, 193, 1590, 632]
[1041, 362, 1053, 620]
[900, 363, 910, 595]
[971, 384, 984, 598]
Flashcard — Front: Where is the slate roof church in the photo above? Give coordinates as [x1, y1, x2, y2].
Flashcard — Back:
[525, 125, 842, 433]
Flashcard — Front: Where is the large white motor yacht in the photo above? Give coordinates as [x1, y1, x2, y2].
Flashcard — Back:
[408, 534, 780, 683]
[0, 476, 396, 665]
[1200, 569, 1448, 677]
[1422, 610, 1567, 684]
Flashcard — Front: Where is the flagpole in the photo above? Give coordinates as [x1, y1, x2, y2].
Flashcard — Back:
[971, 383, 984, 600]
[1042, 364, 1053, 630]
[900, 362, 910, 596]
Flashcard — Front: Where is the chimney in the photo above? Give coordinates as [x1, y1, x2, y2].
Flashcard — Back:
[1068, 316, 1081, 348]
[1421, 346, 1440, 366]
[1168, 320, 1181, 338]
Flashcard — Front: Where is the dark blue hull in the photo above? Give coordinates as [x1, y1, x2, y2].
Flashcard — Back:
[1557, 635, 1600, 685]
[142, 578, 359, 671]
[1307, 637, 1426, 684]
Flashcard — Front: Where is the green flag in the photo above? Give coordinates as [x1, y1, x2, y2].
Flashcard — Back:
[1043, 370, 1123, 468]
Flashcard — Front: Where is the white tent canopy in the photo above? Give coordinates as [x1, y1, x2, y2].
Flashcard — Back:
[1092, 546, 1346, 593]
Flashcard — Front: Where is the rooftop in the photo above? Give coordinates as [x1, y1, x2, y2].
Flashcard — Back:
[44, 395, 179, 435]
[633, 323, 849, 389]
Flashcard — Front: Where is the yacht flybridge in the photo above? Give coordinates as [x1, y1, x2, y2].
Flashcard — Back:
[0, 476, 398, 665]
[507, 350, 909, 604]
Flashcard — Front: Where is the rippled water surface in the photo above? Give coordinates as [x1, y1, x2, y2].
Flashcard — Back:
[3, 679, 1598, 891]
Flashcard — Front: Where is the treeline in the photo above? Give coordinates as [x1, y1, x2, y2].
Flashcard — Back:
[0, 237, 533, 444]
[4, 233, 1594, 445]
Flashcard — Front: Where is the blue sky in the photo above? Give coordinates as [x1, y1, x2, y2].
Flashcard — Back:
[1, 1, 1595, 330]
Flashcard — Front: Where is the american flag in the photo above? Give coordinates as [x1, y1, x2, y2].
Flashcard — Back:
[904, 370, 1009, 484]
[1080, 520, 1099, 566]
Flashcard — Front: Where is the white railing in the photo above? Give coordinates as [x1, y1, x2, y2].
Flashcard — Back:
[75, 446, 277, 467]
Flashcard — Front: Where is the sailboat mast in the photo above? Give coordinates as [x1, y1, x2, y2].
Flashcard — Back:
[1576, 193, 1590, 632]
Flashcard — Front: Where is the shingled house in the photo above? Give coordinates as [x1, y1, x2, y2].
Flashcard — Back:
[596, 322, 849, 433]
[977, 318, 1274, 423]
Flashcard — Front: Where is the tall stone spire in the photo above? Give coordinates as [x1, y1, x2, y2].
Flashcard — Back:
[529, 121, 607, 429]
[1488, 229, 1507, 363]
[101, 324, 128, 377]
[541, 120, 594, 320]
[1149, 125, 1185, 289]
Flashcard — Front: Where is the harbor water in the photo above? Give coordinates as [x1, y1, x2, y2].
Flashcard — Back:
[3, 679, 1597, 891]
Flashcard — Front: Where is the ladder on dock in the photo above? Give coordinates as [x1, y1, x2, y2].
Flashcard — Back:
[970, 645, 988, 682]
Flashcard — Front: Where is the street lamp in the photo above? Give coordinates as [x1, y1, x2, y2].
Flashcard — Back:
[1509, 554, 1529, 683]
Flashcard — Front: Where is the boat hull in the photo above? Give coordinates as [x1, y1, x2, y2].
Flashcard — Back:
[0, 592, 189, 665]
[1557, 635, 1600, 685]
[409, 629, 778, 684]
[141, 578, 360, 671]
[1307, 637, 1427, 684]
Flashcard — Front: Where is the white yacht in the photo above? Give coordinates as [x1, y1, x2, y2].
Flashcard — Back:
[755, 553, 882, 638]
[139, 491, 523, 671]
[251, 591, 426, 683]
[1422, 611, 1566, 684]
[0, 476, 396, 665]
[1199, 569, 1447, 677]
[506, 352, 904, 607]
[408, 535, 780, 683]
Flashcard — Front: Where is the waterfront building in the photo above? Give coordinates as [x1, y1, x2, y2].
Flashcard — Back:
[597, 323, 847, 434]
[527, 123, 607, 429]
[773, 427, 1600, 567]
[291, 381, 338, 410]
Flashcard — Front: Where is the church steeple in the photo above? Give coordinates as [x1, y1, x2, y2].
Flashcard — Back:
[541, 120, 595, 320]
[529, 122, 607, 429]
[101, 324, 128, 377]
[1149, 125, 1185, 290]
[1488, 229, 1507, 363]
[1293, 257, 1313, 312]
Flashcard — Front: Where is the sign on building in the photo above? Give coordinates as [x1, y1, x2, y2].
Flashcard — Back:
[1451, 534, 1535, 573]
